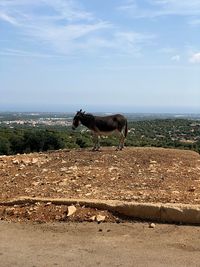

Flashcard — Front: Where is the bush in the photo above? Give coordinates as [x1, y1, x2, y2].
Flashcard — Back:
[0, 136, 11, 155]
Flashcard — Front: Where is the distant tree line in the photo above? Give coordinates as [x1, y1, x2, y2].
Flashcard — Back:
[0, 119, 200, 155]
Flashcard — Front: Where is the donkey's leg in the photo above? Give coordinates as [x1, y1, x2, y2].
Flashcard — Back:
[117, 130, 125, 150]
[92, 134, 97, 150]
[120, 124, 127, 150]
[92, 133, 100, 151]
[115, 131, 123, 150]
[96, 136, 101, 151]
[120, 133, 125, 149]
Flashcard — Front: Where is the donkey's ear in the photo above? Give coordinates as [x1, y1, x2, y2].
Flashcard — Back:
[83, 111, 85, 114]
[79, 109, 82, 112]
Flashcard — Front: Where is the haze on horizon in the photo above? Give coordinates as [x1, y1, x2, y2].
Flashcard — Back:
[1, 0, 200, 113]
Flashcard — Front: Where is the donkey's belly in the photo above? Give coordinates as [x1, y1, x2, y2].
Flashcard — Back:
[97, 130, 120, 136]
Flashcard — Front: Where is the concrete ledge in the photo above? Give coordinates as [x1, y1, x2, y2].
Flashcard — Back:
[0, 197, 200, 225]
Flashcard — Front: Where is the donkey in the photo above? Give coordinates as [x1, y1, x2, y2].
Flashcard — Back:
[72, 109, 128, 150]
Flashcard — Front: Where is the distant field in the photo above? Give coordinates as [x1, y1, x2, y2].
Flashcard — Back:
[1, 112, 200, 122]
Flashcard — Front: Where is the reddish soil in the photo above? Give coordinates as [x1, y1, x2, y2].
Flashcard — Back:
[0, 147, 200, 222]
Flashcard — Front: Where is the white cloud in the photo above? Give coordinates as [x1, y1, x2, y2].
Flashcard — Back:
[159, 47, 176, 54]
[0, 0, 112, 55]
[0, 12, 19, 25]
[189, 18, 200, 26]
[0, 0, 93, 22]
[118, 0, 138, 11]
[118, 0, 200, 18]
[41, 0, 94, 22]
[171, 55, 180, 62]
[113, 31, 155, 55]
[0, 48, 63, 58]
[0, 0, 154, 57]
[189, 52, 200, 63]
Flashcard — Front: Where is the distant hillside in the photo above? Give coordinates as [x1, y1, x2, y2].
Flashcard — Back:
[0, 118, 200, 155]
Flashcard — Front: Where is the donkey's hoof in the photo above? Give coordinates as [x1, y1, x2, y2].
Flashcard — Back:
[91, 147, 101, 151]
[116, 146, 123, 151]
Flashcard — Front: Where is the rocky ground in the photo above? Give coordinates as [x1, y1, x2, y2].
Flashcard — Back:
[0, 147, 200, 223]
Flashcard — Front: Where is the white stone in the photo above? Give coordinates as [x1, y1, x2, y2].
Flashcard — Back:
[67, 205, 77, 217]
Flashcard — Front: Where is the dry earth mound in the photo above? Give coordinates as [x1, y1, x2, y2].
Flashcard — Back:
[0, 147, 200, 223]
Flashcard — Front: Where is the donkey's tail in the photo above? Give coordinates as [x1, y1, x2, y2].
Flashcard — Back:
[124, 119, 128, 138]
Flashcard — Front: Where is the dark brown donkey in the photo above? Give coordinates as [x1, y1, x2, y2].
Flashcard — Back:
[72, 109, 128, 150]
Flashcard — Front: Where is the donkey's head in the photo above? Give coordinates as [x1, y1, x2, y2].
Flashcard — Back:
[72, 109, 85, 130]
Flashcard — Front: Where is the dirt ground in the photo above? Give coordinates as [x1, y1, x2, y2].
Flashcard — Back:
[0, 147, 200, 223]
[1, 221, 200, 267]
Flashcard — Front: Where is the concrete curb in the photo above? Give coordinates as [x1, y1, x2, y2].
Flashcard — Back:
[0, 197, 200, 225]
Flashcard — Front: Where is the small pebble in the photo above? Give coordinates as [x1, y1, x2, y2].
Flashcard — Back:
[149, 223, 156, 228]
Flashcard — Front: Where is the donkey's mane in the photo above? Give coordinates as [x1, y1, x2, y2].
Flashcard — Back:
[83, 113, 95, 119]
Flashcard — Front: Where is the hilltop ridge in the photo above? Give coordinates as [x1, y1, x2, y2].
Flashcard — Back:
[1, 147, 199, 204]
[1, 146, 200, 223]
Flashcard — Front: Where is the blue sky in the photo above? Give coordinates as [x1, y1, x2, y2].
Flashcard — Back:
[0, 0, 200, 113]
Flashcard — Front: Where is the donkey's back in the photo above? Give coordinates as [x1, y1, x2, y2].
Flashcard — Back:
[93, 114, 127, 133]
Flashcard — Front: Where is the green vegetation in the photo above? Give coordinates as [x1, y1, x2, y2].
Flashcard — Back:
[127, 119, 200, 152]
[0, 119, 200, 155]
